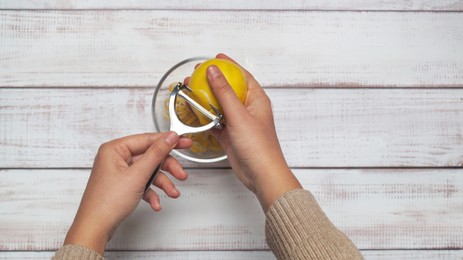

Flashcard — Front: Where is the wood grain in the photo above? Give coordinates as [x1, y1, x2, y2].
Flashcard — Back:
[1, 0, 462, 11]
[0, 169, 461, 250]
[2, 88, 462, 168]
[362, 250, 463, 259]
[1, 250, 463, 259]
[1, 11, 462, 87]
[1, 3, 463, 258]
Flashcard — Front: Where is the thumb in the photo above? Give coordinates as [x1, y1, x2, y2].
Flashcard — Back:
[130, 131, 179, 179]
[207, 65, 247, 124]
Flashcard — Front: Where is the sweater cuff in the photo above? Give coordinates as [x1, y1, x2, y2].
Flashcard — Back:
[265, 189, 363, 260]
[52, 244, 104, 260]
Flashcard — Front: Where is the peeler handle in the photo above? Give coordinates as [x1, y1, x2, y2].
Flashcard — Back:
[144, 164, 161, 193]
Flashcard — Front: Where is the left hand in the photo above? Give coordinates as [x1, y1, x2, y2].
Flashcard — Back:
[64, 132, 192, 255]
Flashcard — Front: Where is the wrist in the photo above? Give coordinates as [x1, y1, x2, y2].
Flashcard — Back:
[64, 218, 110, 256]
[253, 162, 302, 213]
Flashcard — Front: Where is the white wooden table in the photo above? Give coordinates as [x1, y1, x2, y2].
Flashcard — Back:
[1, 1, 463, 259]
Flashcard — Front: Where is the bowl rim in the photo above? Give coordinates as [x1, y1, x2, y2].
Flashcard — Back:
[151, 56, 228, 163]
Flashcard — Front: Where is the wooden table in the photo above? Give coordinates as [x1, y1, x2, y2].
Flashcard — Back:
[1, 1, 462, 259]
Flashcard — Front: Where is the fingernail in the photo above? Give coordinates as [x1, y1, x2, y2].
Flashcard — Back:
[207, 65, 221, 80]
[164, 131, 179, 146]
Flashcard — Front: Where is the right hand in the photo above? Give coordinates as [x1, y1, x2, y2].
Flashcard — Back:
[206, 54, 302, 212]
[64, 132, 191, 255]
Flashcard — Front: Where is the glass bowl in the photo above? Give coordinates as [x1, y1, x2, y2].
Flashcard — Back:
[152, 57, 227, 163]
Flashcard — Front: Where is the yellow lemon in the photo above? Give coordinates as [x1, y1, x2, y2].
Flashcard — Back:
[188, 58, 248, 124]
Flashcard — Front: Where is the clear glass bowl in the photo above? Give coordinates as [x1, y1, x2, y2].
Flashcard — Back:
[152, 57, 227, 163]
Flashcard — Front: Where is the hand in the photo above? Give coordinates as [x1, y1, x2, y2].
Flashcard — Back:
[206, 54, 302, 212]
[64, 132, 192, 255]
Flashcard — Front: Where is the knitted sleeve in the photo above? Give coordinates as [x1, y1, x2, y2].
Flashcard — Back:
[52, 244, 104, 260]
[265, 189, 363, 260]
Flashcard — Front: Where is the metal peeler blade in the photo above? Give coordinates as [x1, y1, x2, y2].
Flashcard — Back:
[144, 82, 223, 192]
[168, 82, 223, 136]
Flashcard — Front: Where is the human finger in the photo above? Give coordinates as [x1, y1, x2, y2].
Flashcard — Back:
[153, 171, 181, 198]
[177, 136, 193, 149]
[143, 188, 161, 211]
[130, 137, 191, 165]
[215, 53, 261, 92]
[183, 76, 190, 85]
[130, 131, 179, 181]
[206, 65, 248, 124]
[161, 155, 188, 181]
[108, 133, 163, 160]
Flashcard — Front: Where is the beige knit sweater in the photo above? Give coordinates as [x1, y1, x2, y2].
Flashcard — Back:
[53, 189, 362, 259]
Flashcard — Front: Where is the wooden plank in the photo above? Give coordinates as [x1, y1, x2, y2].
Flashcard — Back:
[1, 11, 462, 87]
[362, 250, 463, 259]
[1, 88, 462, 168]
[0, 251, 275, 259]
[0, 169, 461, 250]
[1, 250, 463, 259]
[0, 251, 270, 260]
[1, 0, 462, 11]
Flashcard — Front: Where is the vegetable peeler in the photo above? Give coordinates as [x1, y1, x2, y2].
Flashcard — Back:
[144, 82, 223, 192]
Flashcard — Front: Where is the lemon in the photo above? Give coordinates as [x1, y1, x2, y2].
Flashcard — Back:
[188, 58, 248, 124]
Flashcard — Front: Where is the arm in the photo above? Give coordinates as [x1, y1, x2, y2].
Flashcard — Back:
[207, 53, 363, 259]
[206, 55, 301, 212]
[266, 189, 363, 259]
